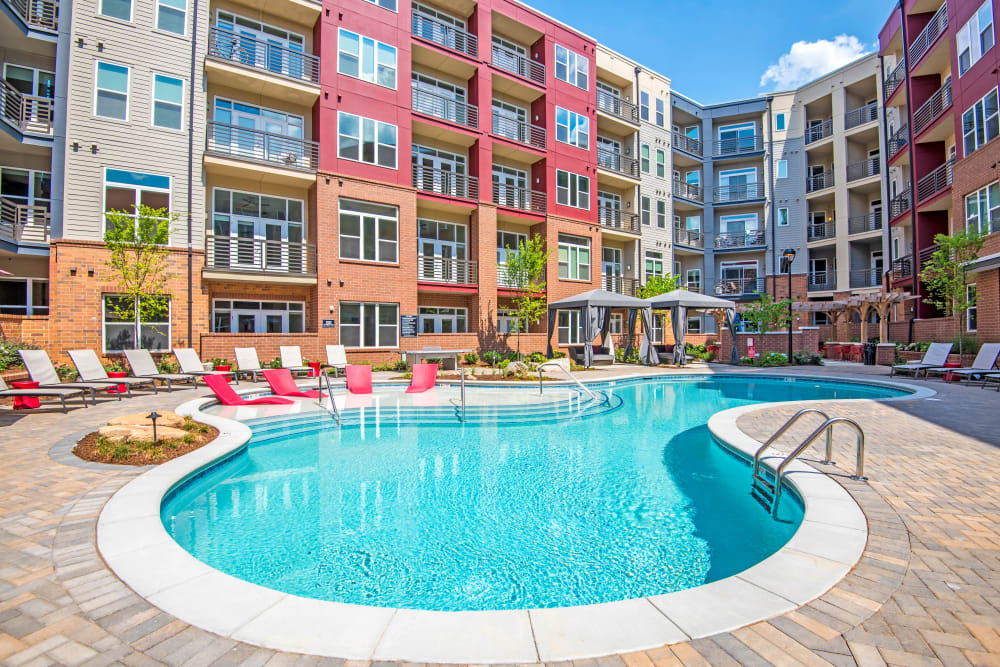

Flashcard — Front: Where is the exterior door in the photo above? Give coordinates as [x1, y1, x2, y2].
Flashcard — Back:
[870, 251, 883, 286]
[412, 73, 466, 124]
[598, 191, 621, 227]
[597, 136, 621, 170]
[869, 199, 882, 231]
[492, 165, 527, 208]
[492, 99, 527, 142]
[602, 247, 622, 291]
[413, 145, 465, 197]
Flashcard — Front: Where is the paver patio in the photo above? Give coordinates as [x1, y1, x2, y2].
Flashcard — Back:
[1, 364, 999, 666]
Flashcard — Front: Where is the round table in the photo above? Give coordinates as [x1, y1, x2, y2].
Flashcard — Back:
[10, 381, 40, 409]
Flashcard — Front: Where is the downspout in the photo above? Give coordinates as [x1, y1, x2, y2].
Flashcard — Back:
[879, 52, 889, 290]
[766, 96, 776, 298]
[634, 66, 642, 286]
[186, 0, 200, 348]
[898, 1, 920, 317]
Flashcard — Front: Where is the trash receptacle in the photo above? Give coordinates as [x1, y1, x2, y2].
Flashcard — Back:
[863, 342, 877, 365]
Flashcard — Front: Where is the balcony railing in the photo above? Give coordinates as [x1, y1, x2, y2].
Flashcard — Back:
[206, 121, 319, 171]
[685, 284, 703, 293]
[412, 164, 479, 200]
[807, 221, 835, 241]
[712, 134, 763, 157]
[673, 226, 704, 248]
[493, 184, 545, 213]
[888, 124, 909, 160]
[889, 189, 911, 219]
[713, 181, 765, 203]
[847, 156, 880, 182]
[885, 60, 906, 99]
[205, 234, 316, 275]
[715, 277, 765, 297]
[0, 79, 54, 136]
[806, 170, 834, 193]
[596, 89, 639, 124]
[850, 268, 881, 289]
[5, 0, 58, 30]
[412, 87, 478, 129]
[891, 254, 913, 280]
[918, 244, 939, 267]
[913, 78, 952, 135]
[602, 275, 638, 297]
[672, 131, 703, 156]
[491, 43, 545, 86]
[714, 230, 766, 249]
[916, 157, 954, 202]
[672, 180, 703, 202]
[418, 255, 478, 285]
[848, 211, 882, 234]
[208, 27, 320, 85]
[808, 271, 836, 291]
[845, 102, 879, 129]
[598, 208, 640, 234]
[908, 3, 948, 66]
[805, 119, 833, 144]
[411, 12, 478, 58]
[0, 198, 50, 245]
[491, 112, 545, 149]
[596, 148, 639, 178]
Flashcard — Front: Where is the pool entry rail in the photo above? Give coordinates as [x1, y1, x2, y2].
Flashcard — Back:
[537, 361, 600, 401]
[317, 368, 341, 426]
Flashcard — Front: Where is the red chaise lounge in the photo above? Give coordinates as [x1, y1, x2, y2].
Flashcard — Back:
[204, 375, 293, 406]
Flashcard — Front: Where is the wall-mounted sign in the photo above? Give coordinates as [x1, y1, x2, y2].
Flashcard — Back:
[322, 319, 336, 328]
[400, 314, 418, 337]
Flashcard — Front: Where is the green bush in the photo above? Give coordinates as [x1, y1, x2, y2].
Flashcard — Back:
[615, 348, 624, 362]
[209, 357, 229, 367]
[267, 357, 282, 369]
[551, 350, 566, 359]
[104, 358, 128, 373]
[505, 351, 520, 362]
[527, 351, 546, 364]
[157, 358, 180, 374]
[952, 334, 980, 355]
[55, 363, 78, 381]
[463, 352, 479, 365]
[793, 351, 824, 365]
[482, 350, 502, 366]
[741, 352, 789, 367]
[0, 341, 37, 371]
[499, 359, 511, 370]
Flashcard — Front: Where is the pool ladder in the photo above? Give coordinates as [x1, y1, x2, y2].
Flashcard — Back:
[316, 368, 341, 426]
[750, 409, 866, 514]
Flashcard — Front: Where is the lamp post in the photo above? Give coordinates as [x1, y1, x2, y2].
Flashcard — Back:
[147, 411, 161, 444]
[781, 248, 797, 363]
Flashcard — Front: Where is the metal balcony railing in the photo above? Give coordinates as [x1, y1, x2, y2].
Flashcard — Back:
[715, 277, 765, 296]
[597, 208, 640, 234]
[918, 244, 938, 267]
[713, 134, 764, 157]
[596, 148, 640, 178]
[412, 87, 478, 129]
[807, 221, 835, 241]
[208, 27, 320, 85]
[491, 112, 545, 149]
[806, 170, 834, 193]
[889, 188, 912, 219]
[205, 234, 316, 275]
[713, 181, 765, 203]
[603, 275, 638, 296]
[493, 184, 545, 213]
[805, 119, 833, 144]
[916, 158, 954, 202]
[0, 198, 50, 245]
[714, 230, 766, 249]
[491, 43, 545, 85]
[847, 156, 880, 182]
[913, 78, 952, 135]
[848, 211, 882, 234]
[908, 3, 948, 66]
[673, 226, 704, 248]
[411, 12, 478, 58]
[5, 0, 58, 30]
[891, 254, 913, 280]
[808, 271, 836, 291]
[418, 255, 478, 284]
[672, 131, 703, 156]
[685, 283, 703, 293]
[596, 89, 639, 124]
[207, 121, 319, 171]
[845, 102, 879, 129]
[0, 79, 54, 135]
[850, 268, 881, 289]
[412, 164, 479, 200]
[885, 60, 906, 99]
[672, 180, 703, 202]
[888, 124, 909, 159]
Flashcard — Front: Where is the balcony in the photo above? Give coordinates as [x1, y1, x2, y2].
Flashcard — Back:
[908, 3, 948, 66]
[602, 275, 638, 297]
[889, 189, 911, 219]
[413, 164, 479, 201]
[685, 284, 703, 293]
[713, 181, 765, 204]
[672, 181, 703, 202]
[418, 255, 478, 286]
[0, 198, 49, 250]
[715, 277, 765, 297]
[4, 0, 57, 32]
[848, 211, 882, 234]
[916, 158, 954, 202]
[714, 229, 766, 250]
[850, 268, 881, 289]
[412, 88, 478, 130]
[847, 156, 880, 182]
[0, 79, 54, 138]
[598, 208, 640, 235]
[805, 119, 833, 145]
[806, 170, 834, 193]
[807, 221, 835, 242]
[891, 254, 913, 280]
[206, 27, 320, 105]
[712, 134, 764, 158]
[673, 226, 704, 248]
[491, 111, 544, 149]
[411, 12, 478, 58]
[491, 43, 544, 86]
[885, 60, 906, 99]
[205, 122, 319, 183]
[888, 124, 909, 160]
[912, 78, 952, 136]
[493, 184, 545, 214]
[203, 235, 317, 282]
[808, 271, 836, 291]
[845, 102, 879, 129]
[672, 131, 703, 157]
[595, 89, 639, 125]
[596, 148, 640, 179]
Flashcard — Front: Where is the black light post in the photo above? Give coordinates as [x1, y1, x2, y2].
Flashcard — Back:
[781, 248, 797, 362]
[147, 411, 161, 444]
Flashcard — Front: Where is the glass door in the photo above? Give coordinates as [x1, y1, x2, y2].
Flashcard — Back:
[598, 191, 621, 227]
[492, 99, 527, 142]
[492, 164, 527, 208]
[602, 247, 622, 291]
[418, 219, 467, 282]
[412, 145, 466, 197]
[870, 251, 883, 286]
[412, 72, 466, 124]
[597, 136, 621, 170]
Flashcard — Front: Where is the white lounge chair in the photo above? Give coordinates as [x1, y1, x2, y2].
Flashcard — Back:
[0, 375, 89, 412]
[18, 349, 106, 402]
[173, 348, 235, 385]
[279, 345, 311, 376]
[890, 342, 953, 378]
[924, 343, 1000, 384]
[123, 349, 195, 390]
[234, 347, 264, 382]
[325, 344, 347, 377]
[68, 349, 159, 396]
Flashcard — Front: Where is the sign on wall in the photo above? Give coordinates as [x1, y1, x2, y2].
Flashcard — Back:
[322, 319, 336, 328]
[400, 314, 418, 338]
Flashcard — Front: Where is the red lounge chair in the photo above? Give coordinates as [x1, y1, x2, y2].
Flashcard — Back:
[204, 375, 293, 406]
[346, 365, 372, 394]
[406, 363, 438, 394]
[262, 368, 325, 399]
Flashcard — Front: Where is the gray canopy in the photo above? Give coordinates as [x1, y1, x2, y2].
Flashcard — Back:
[546, 289, 658, 367]
[548, 289, 650, 310]
[646, 289, 736, 366]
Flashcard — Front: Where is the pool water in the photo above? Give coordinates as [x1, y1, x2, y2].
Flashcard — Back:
[162, 376, 905, 611]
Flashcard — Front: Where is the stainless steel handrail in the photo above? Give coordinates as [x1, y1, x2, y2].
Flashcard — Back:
[537, 361, 599, 402]
[773, 417, 866, 508]
[317, 368, 340, 426]
[460, 366, 466, 420]
[752, 408, 831, 480]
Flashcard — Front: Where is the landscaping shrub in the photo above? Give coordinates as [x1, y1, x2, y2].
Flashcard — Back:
[951, 334, 980, 355]
[505, 351, 520, 362]
[157, 358, 180, 374]
[527, 351, 546, 364]
[793, 351, 824, 366]
[550, 350, 566, 359]
[0, 341, 37, 371]
[482, 350, 502, 366]
[741, 352, 789, 367]
[463, 352, 479, 365]
[55, 363, 78, 381]
[104, 358, 128, 373]
[499, 359, 511, 370]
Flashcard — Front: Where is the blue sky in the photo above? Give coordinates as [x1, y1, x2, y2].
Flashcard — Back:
[527, 0, 894, 104]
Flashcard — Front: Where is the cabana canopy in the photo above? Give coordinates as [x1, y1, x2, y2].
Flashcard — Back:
[548, 289, 649, 310]
[647, 289, 737, 365]
[546, 289, 658, 367]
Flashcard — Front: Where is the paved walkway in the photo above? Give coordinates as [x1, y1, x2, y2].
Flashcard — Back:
[1, 364, 999, 666]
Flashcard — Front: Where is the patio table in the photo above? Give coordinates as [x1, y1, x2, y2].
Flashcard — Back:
[398, 349, 472, 370]
[10, 381, 40, 409]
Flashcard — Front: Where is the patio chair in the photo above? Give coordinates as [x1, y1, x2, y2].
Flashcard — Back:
[0, 375, 89, 413]
[123, 349, 196, 391]
[325, 344, 348, 377]
[889, 342, 953, 378]
[983, 373, 1000, 391]
[262, 368, 325, 399]
[19, 349, 113, 402]
[346, 364, 372, 394]
[234, 347, 265, 383]
[924, 343, 1000, 384]
[68, 350, 159, 396]
[406, 363, 438, 394]
[203, 375, 293, 406]
[173, 348, 234, 385]
[279, 345, 311, 376]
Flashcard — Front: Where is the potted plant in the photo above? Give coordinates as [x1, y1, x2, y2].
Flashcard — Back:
[104, 358, 129, 394]
[210, 357, 231, 372]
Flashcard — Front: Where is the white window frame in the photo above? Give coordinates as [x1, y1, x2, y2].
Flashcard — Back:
[655, 149, 666, 178]
[337, 28, 398, 90]
[640, 91, 649, 121]
[558, 233, 591, 281]
[656, 199, 666, 228]
[778, 207, 789, 226]
[0, 278, 48, 316]
[655, 98, 665, 127]
[686, 269, 701, 290]
[155, 0, 187, 35]
[337, 111, 398, 168]
[556, 169, 590, 209]
[958, 0, 995, 75]
[641, 196, 651, 225]
[645, 250, 663, 277]
[418, 307, 467, 334]
[775, 112, 787, 131]
[555, 106, 589, 149]
[554, 44, 588, 90]
[94, 60, 130, 121]
[558, 309, 583, 344]
[362, 0, 397, 11]
[717, 121, 755, 140]
[640, 144, 650, 173]
[965, 181, 999, 235]
[99, 0, 132, 21]
[212, 299, 305, 334]
[776, 160, 788, 179]
[962, 88, 999, 156]
[338, 199, 398, 263]
[103, 294, 171, 353]
[150, 73, 184, 131]
[687, 316, 702, 334]
[102, 168, 171, 243]
[967, 284, 978, 332]
[340, 302, 399, 348]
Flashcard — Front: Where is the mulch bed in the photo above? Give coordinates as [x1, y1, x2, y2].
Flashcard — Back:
[73, 424, 219, 466]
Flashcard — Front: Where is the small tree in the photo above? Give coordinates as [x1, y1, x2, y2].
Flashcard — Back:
[502, 235, 551, 359]
[919, 228, 983, 359]
[637, 273, 679, 299]
[741, 293, 791, 334]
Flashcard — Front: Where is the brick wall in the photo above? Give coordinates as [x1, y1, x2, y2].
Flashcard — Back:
[719, 328, 820, 361]
[0, 315, 50, 348]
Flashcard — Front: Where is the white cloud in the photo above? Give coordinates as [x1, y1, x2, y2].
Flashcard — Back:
[760, 35, 871, 89]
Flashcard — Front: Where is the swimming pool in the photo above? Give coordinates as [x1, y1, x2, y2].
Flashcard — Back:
[161, 375, 906, 613]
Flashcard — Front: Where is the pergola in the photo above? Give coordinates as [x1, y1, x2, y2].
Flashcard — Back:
[789, 292, 916, 342]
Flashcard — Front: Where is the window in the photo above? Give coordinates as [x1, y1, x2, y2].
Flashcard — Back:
[497, 229, 527, 265]
[0, 279, 48, 315]
[339, 199, 398, 263]
[554, 44, 588, 89]
[962, 88, 999, 156]
[558, 310, 582, 344]
[775, 113, 786, 131]
[651, 314, 665, 343]
[556, 170, 589, 209]
[640, 144, 650, 173]
[156, 0, 186, 34]
[94, 61, 129, 120]
[655, 149, 666, 178]
[645, 250, 663, 277]
[362, 0, 396, 10]
[609, 313, 623, 335]
[776, 160, 788, 179]
[497, 309, 519, 334]
[212, 300, 304, 334]
[687, 317, 702, 334]
[103, 169, 170, 241]
[967, 284, 978, 332]
[0, 167, 50, 212]
[341, 302, 398, 348]
[338, 28, 397, 89]
[338, 112, 398, 168]
[686, 269, 701, 290]
[965, 181, 999, 235]
[419, 307, 467, 334]
[555, 106, 589, 149]
[151, 74, 183, 130]
[210, 188, 305, 272]
[656, 200, 666, 228]
[641, 196, 651, 225]
[639, 91, 649, 122]
[100, 0, 131, 21]
[778, 207, 789, 226]
[958, 0, 994, 75]
[103, 295, 170, 353]
[655, 98, 665, 127]
[558, 234, 590, 281]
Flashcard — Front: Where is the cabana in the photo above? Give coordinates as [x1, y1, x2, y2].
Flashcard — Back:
[646, 289, 737, 365]
[546, 289, 658, 368]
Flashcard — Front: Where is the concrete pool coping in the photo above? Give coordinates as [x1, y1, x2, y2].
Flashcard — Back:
[95, 373, 934, 663]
